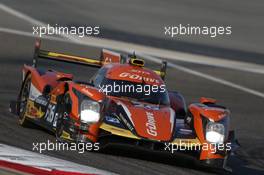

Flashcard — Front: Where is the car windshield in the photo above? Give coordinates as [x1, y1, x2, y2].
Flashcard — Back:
[99, 78, 170, 105]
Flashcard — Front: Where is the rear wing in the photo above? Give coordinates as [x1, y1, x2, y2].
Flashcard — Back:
[33, 39, 122, 68]
[32, 39, 167, 80]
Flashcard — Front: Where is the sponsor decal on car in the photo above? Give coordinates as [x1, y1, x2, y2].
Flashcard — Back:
[119, 113, 134, 131]
[29, 83, 41, 100]
[26, 100, 45, 118]
[119, 72, 160, 84]
[146, 112, 157, 136]
[105, 116, 120, 124]
[35, 96, 48, 106]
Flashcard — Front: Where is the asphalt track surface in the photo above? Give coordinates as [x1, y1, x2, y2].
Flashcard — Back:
[0, 1, 264, 175]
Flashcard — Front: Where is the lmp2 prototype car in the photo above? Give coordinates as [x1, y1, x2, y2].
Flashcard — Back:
[10, 39, 237, 170]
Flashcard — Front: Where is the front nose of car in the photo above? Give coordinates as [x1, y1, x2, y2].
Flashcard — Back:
[116, 100, 174, 141]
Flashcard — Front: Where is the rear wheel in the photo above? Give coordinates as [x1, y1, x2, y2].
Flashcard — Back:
[17, 75, 32, 127]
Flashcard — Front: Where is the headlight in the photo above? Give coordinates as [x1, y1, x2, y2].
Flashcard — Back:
[80, 99, 100, 123]
[205, 122, 225, 144]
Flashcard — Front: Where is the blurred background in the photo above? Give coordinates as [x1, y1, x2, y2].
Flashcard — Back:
[0, 0, 264, 175]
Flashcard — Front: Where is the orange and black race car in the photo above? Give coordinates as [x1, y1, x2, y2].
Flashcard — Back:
[10, 39, 238, 171]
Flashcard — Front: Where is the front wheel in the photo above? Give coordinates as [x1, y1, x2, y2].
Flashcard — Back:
[55, 114, 66, 142]
[55, 94, 70, 142]
[17, 75, 32, 127]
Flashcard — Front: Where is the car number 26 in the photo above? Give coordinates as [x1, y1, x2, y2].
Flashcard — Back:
[44, 104, 58, 127]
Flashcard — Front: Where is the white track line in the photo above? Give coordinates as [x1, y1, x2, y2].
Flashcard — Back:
[1, 3, 264, 99]
[0, 144, 114, 175]
[0, 27, 65, 41]
[0, 4, 45, 26]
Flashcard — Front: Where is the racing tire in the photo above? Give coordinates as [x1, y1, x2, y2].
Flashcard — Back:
[17, 75, 32, 127]
[55, 94, 69, 143]
[55, 115, 66, 143]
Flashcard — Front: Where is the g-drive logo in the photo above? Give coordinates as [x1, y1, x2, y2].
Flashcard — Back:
[146, 112, 157, 136]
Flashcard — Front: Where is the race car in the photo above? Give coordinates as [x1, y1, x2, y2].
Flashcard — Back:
[10, 39, 238, 171]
